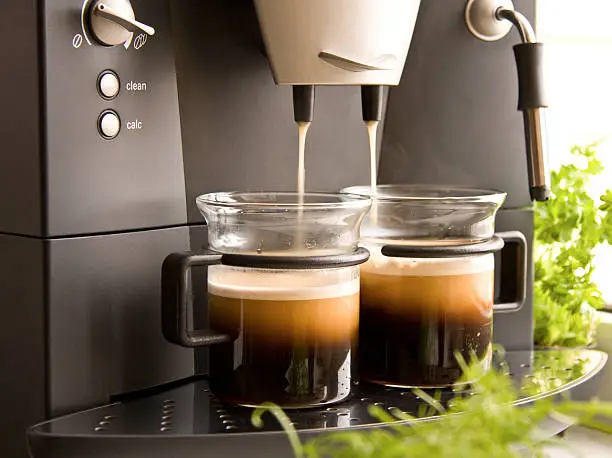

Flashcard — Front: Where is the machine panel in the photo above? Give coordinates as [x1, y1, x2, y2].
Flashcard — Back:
[171, 0, 374, 223]
[43, 0, 187, 236]
[0, 235, 46, 458]
[380, 0, 535, 209]
[0, 2, 44, 236]
[48, 227, 195, 416]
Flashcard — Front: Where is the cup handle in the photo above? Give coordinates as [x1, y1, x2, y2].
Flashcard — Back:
[493, 231, 528, 313]
[161, 250, 232, 348]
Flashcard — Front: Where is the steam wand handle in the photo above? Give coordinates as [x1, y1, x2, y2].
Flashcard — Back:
[513, 43, 549, 202]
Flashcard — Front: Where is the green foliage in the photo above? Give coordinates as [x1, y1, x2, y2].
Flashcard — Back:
[534, 142, 612, 347]
[252, 354, 612, 458]
[520, 351, 588, 396]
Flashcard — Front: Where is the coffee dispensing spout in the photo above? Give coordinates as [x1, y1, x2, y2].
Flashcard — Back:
[465, 0, 550, 202]
[362, 86, 385, 122]
[293, 86, 315, 123]
[293, 82, 387, 125]
[293, 82, 385, 124]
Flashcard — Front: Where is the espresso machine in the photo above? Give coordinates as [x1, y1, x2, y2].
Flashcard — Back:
[0, 0, 606, 457]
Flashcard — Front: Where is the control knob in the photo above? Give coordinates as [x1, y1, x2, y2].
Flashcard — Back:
[87, 0, 155, 47]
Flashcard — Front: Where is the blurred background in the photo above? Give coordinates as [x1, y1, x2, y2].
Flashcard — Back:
[537, 0, 612, 305]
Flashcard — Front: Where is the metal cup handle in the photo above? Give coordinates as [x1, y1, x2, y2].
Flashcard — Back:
[493, 231, 528, 313]
[161, 251, 232, 348]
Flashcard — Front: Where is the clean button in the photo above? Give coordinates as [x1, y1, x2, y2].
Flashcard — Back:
[98, 110, 121, 139]
[98, 71, 120, 99]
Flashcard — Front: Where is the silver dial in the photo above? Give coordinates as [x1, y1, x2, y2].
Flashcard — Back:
[88, 0, 155, 47]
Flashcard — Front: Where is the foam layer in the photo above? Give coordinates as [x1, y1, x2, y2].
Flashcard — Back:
[361, 244, 494, 277]
[208, 266, 360, 300]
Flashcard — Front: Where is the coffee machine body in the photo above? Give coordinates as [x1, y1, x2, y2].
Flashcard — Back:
[253, 0, 421, 85]
[1, 0, 534, 456]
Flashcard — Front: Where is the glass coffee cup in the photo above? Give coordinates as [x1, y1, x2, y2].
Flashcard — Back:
[341, 185, 527, 388]
[161, 192, 371, 408]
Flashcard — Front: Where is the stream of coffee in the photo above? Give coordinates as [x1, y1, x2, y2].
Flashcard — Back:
[366, 120, 379, 221]
[294, 119, 377, 248]
[297, 121, 311, 200]
[296, 121, 311, 248]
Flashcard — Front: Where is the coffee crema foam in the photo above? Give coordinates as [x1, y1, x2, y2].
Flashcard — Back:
[208, 266, 359, 301]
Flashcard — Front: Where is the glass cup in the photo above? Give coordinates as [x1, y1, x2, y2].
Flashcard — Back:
[161, 192, 371, 408]
[341, 185, 527, 388]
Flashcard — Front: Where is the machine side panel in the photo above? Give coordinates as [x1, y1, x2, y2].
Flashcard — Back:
[48, 227, 194, 416]
[42, 0, 186, 236]
[379, 0, 535, 208]
[171, 0, 375, 222]
[493, 208, 534, 351]
[0, 1, 43, 235]
[0, 235, 46, 458]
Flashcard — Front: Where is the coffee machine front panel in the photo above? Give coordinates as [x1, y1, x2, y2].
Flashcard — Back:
[43, 0, 187, 237]
[47, 228, 196, 416]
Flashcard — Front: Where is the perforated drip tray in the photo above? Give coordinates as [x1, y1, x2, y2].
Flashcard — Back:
[28, 350, 607, 458]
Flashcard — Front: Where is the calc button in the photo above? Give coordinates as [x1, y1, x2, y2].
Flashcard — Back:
[98, 110, 121, 139]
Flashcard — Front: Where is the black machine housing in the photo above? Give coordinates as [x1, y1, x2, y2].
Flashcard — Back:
[0, 1, 539, 456]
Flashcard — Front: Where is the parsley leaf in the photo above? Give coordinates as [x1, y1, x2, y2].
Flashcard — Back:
[534, 142, 612, 347]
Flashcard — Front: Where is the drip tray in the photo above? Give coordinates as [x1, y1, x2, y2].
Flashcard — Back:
[28, 350, 607, 458]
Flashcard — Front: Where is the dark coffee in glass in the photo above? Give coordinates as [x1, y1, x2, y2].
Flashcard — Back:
[161, 191, 371, 408]
[339, 185, 526, 388]
[359, 252, 494, 387]
[207, 266, 360, 408]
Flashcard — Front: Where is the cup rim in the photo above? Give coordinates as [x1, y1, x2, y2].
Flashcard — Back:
[340, 184, 507, 204]
[196, 191, 372, 209]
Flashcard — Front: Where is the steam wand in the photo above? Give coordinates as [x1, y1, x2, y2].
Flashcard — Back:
[465, 0, 550, 202]
[498, 8, 550, 202]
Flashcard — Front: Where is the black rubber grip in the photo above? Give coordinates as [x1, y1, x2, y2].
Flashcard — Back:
[293, 85, 315, 122]
[361, 85, 384, 121]
[513, 43, 548, 110]
[161, 251, 232, 348]
[221, 247, 370, 270]
[493, 231, 528, 313]
[381, 235, 505, 259]
[530, 186, 550, 202]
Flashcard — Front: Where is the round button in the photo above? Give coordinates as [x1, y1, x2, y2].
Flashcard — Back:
[98, 110, 121, 139]
[98, 71, 120, 99]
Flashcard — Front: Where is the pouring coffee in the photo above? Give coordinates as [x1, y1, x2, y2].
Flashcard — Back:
[161, 192, 371, 408]
[341, 185, 527, 388]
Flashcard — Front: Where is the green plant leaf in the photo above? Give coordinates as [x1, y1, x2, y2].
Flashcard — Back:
[533, 142, 611, 347]
[254, 356, 612, 457]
